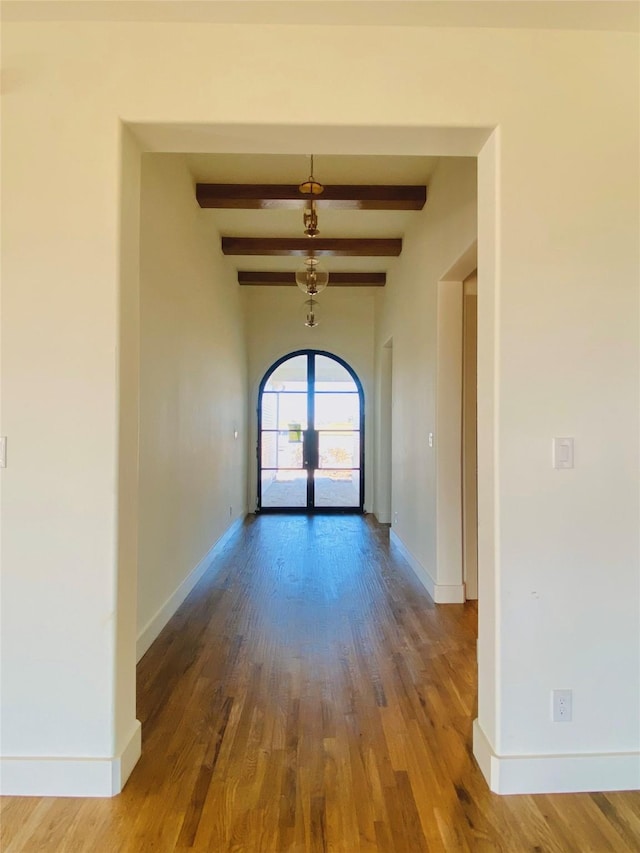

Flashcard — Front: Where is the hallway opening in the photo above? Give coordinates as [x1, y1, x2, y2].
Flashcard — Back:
[130, 127, 499, 797]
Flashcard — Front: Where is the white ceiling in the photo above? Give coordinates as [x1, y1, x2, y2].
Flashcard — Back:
[184, 152, 440, 276]
[4, 1, 638, 33]
[186, 153, 439, 185]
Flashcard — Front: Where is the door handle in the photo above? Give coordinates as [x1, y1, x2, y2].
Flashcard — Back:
[303, 430, 310, 469]
[303, 430, 319, 469]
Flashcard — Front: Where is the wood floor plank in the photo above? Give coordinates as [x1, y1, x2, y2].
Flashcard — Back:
[1, 515, 639, 852]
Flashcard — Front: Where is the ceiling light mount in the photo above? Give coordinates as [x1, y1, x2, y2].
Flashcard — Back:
[298, 154, 324, 198]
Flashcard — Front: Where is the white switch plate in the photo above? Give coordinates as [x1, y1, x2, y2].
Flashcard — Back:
[428, 432, 434, 448]
[0, 436, 6, 468]
[553, 437, 574, 469]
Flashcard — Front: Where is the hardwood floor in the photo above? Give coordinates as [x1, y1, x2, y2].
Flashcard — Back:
[2, 515, 639, 852]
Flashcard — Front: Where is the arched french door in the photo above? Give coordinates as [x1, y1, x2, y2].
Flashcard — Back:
[258, 350, 364, 513]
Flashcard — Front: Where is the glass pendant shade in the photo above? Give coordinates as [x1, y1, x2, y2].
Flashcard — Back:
[303, 204, 320, 237]
[304, 297, 319, 328]
[296, 258, 329, 296]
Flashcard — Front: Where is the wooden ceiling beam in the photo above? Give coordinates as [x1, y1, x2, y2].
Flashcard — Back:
[222, 237, 402, 257]
[197, 183, 426, 210]
[238, 271, 386, 287]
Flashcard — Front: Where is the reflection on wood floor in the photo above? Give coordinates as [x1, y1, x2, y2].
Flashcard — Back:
[2, 515, 639, 852]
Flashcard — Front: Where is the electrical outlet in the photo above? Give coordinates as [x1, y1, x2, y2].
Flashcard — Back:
[393, 511, 399, 525]
[552, 689, 572, 722]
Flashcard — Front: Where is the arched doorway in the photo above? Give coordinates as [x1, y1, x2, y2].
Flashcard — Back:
[258, 350, 364, 513]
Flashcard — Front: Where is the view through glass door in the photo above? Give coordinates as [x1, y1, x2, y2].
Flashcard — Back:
[259, 350, 363, 512]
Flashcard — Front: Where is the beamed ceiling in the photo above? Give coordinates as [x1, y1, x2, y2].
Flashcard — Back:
[187, 153, 440, 287]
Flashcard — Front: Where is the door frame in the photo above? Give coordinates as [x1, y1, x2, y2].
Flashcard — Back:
[257, 349, 365, 514]
[437, 241, 478, 602]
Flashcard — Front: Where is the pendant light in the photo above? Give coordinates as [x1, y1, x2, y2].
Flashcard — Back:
[298, 154, 324, 238]
[295, 257, 329, 296]
[297, 156, 329, 323]
[304, 295, 319, 328]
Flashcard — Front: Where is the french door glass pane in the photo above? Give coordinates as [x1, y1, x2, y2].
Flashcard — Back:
[264, 354, 308, 392]
[261, 431, 303, 469]
[314, 355, 357, 391]
[261, 392, 307, 430]
[314, 470, 360, 508]
[261, 470, 307, 508]
[260, 354, 308, 508]
[314, 393, 359, 430]
[318, 432, 360, 469]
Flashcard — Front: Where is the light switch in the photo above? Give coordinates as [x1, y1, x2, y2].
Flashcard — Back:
[553, 437, 574, 469]
[0, 437, 6, 468]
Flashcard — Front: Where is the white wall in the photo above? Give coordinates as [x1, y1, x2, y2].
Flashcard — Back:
[374, 341, 393, 524]
[1, 35, 129, 795]
[243, 286, 376, 512]
[1, 12, 637, 796]
[375, 158, 477, 602]
[137, 154, 247, 656]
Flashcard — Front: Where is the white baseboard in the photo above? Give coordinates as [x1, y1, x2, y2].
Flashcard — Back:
[136, 515, 245, 662]
[116, 721, 142, 793]
[473, 719, 640, 794]
[0, 720, 141, 798]
[390, 529, 465, 603]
